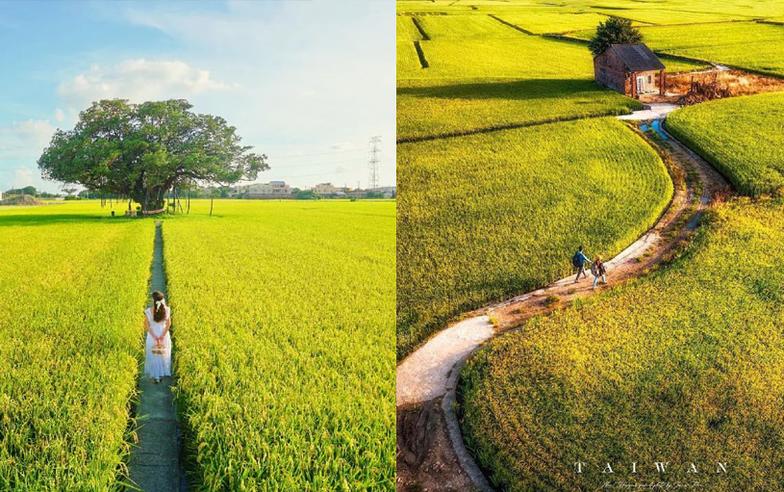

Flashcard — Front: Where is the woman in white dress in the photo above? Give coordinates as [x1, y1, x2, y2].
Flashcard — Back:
[144, 290, 172, 383]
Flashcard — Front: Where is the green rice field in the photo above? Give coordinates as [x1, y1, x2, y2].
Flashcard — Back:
[667, 92, 784, 196]
[0, 200, 395, 490]
[569, 21, 784, 77]
[460, 200, 784, 491]
[397, 118, 672, 358]
[0, 202, 152, 489]
[164, 200, 396, 490]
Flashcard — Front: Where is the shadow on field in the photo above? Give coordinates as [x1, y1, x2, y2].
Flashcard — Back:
[397, 78, 606, 102]
[0, 213, 131, 228]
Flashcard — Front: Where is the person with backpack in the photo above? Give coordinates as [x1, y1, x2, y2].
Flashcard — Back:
[591, 256, 607, 288]
[572, 245, 591, 283]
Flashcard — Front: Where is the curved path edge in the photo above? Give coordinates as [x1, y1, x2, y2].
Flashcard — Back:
[441, 355, 494, 492]
[397, 124, 730, 491]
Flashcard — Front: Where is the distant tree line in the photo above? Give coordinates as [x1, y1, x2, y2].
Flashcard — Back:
[3, 186, 60, 199]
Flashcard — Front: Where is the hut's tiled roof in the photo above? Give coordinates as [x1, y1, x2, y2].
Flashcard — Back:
[607, 44, 665, 71]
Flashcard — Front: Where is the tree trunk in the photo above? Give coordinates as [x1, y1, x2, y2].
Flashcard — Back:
[144, 197, 165, 212]
[131, 186, 166, 214]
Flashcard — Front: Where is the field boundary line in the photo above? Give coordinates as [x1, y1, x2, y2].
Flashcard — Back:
[488, 14, 536, 36]
[413, 41, 429, 69]
[398, 111, 621, 144]
[411, 17, 430, 40]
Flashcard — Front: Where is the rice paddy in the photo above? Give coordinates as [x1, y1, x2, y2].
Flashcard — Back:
[0, 202, 153, 490]
[666, 92, 784, 196]
[2, 199, 395, 490]
[397, 118, 672, 358]
[163, 200, 396, 490]
[460, 200, 784, 491]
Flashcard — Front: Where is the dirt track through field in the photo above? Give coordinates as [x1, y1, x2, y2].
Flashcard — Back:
[396, 127, 730, 491]
[128, 222, 186, 492]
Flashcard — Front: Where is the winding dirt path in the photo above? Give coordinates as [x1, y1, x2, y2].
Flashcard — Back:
[396, 126, 730, 491]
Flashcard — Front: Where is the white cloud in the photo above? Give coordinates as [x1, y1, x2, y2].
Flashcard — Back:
[54, 108, 65, 122]
[0, 120, 57, 191]
[57, 59, 231, 107]
[13, 167, 34, 188]
[0, 119, 56, 156]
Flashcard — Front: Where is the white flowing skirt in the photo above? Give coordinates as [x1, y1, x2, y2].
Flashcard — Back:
[144, 332, 172, 378]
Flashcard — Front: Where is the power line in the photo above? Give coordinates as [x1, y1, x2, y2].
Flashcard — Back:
[271, 148, 366, 159]
[270, 158, 367, 171]
[368, 136, 381, 190]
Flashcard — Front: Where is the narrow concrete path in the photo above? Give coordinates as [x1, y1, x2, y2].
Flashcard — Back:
[128, 222, 185, 492]
[617, 103, 680, 121]
[397, 316, 493, 407]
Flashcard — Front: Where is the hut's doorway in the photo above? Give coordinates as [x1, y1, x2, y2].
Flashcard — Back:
[636, 75, 646, 94]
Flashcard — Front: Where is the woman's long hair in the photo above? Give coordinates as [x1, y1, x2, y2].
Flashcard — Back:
[152, 291, 167, 322]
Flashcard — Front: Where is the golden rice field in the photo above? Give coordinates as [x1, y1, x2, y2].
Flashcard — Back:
[1, 199, 395, 490]
[0, 202, 152, 490]
[163, 200, 396, 490]
[667, 92, 784, 196]
[460, 199, 784, 491]
[397, 118, 673, 358]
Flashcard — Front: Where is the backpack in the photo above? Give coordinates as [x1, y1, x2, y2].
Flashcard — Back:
[572, 251, 583, 268]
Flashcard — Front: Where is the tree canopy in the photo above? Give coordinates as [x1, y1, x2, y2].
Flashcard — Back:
[38, 99, 268, 211]
[588, 17, 643, 57]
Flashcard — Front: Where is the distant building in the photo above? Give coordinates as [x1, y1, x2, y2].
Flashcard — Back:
[376, 186, 396, 198]
[313, 183, 339, 195]
[594, 44, 665, 99]
[237, 181, 291, 198]
[0, 191, 3, 201]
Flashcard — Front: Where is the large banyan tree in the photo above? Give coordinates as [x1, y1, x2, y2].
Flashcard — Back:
[38, 99, 268, 212]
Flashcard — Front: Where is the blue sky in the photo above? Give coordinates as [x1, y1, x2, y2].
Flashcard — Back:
[0, 1, 395, 192]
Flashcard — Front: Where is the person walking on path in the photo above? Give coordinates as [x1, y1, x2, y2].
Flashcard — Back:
[572, 245, 592, 283]
[144, 290, 172, 383]
[591, 256, 607, 288]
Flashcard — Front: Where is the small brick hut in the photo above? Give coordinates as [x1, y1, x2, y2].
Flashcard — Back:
[594, 43, 665, 98]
